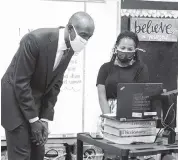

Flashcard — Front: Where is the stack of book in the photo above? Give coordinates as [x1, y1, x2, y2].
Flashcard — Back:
[102, 115, 157, 144]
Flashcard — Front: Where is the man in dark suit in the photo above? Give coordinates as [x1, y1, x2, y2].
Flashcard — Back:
[1, 11, 95, 160]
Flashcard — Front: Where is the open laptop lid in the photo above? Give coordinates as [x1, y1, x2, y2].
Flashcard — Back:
[116, 83, 163, 121]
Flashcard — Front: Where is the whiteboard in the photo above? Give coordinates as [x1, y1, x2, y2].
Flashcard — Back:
[0, 0, 120, 137]
[0, 0, 85, 137]
[50, 51, 84, 134]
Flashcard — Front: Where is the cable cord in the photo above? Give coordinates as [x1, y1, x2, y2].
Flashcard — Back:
[154, 103, 175, 143]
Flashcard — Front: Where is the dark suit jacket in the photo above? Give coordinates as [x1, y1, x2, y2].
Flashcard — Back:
[1, 27, 74, 131]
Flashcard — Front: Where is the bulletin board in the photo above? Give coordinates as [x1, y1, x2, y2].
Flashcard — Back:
[120, 0, 178, 133]
[121, 15, 178, 128]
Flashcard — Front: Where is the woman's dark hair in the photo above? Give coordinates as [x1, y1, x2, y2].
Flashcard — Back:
[110, 31, 139, 63]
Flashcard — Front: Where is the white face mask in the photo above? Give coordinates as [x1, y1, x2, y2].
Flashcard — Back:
[69, 25, 88, 52]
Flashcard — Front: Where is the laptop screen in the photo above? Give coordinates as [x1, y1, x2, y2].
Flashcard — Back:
[116, 83, 163, 121]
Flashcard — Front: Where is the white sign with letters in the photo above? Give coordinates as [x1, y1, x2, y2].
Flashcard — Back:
[130, 18, 178, 42]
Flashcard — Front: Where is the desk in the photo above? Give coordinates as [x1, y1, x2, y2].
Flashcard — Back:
[77, 133, 178, 160]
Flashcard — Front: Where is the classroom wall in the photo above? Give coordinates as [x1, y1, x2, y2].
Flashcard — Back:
[84, 1, 118, 132]
[1, 0, 177, 137]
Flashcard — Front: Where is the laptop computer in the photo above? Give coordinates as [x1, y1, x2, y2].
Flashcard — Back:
[116, 83, 163, 121]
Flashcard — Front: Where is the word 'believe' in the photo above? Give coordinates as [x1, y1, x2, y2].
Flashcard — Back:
[134, 20, 173, 34]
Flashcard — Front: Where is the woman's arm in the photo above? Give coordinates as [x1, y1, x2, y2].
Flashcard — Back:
[96, 63, 111, 114]
[97, 84, 110, 114]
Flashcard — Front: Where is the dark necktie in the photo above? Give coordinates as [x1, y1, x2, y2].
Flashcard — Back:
[61, 48, 72, 61]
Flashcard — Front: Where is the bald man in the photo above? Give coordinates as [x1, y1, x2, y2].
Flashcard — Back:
[1, 11, 95, 160]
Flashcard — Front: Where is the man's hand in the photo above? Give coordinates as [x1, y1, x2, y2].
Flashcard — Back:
[30, 120, 44, 146]
[40, 120, 49, 146]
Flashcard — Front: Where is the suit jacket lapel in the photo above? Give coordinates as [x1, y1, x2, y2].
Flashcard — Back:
[46, 28, 59, 86]
[45, 48, 74, 94]
[54, 48, 74, 77]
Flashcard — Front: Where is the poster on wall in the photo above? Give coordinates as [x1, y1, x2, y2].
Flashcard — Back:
[130, 18, 178, 42]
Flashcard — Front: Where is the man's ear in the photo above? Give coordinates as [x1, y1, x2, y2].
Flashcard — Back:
[67, 24, 73, 33]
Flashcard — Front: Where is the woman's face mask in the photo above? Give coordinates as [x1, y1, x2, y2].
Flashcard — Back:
[115, 38, 136, 63]
[116, 48, 136, 63]
[69, 25, 88, 52]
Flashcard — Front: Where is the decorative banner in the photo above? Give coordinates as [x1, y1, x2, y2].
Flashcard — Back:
[121, 0, 178, 10]
[130, 17, 178, 42]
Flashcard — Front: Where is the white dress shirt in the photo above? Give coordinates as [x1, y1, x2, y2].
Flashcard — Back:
[29, 28, 67, 123]
[53, 28, 67, 71]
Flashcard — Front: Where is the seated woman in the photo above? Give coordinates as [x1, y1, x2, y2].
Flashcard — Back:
[96, 31, 149, 115]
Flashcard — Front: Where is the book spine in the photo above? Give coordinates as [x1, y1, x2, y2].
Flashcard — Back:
[119, 128, 156, 137]
[104, 126, 156, 137]
[103, 133, 155, 144]
[104, 119, 156, 129]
